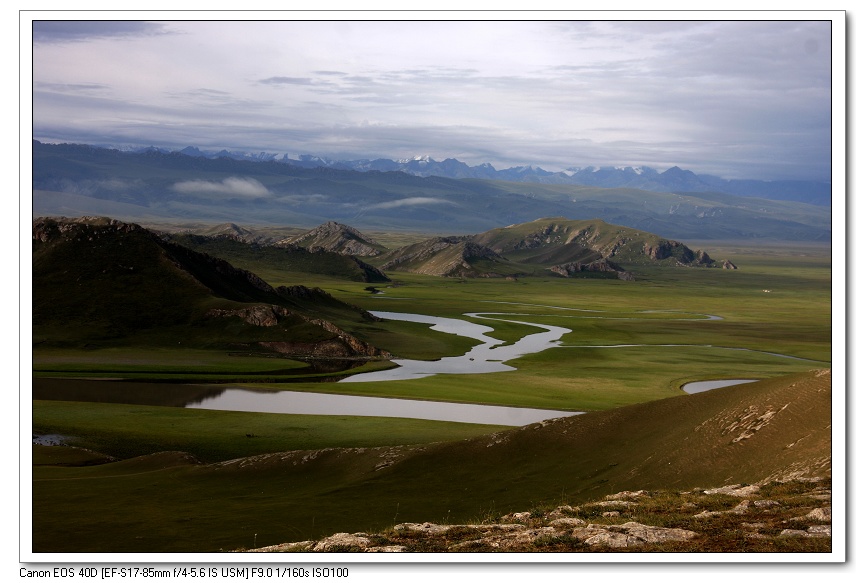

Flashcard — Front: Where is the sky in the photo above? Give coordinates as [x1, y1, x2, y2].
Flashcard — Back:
[28, 16, 837, 181]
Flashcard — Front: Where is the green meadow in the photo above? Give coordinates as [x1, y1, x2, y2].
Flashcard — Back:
[30, 238, 832, 553]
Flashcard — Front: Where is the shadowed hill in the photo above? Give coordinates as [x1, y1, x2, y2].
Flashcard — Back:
[32, 216, 388, 357]
[165, 233, 390, 283]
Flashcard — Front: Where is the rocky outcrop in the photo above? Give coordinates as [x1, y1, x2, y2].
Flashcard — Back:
[241, 477, 831, 553]
[549, 258, 635, 281]
[379, 237, 509, 277]
[208, 304, 391, 359]
[278, 221, 384, 257]
[723, 259, 738, 270]
[642, 239, 713, 266]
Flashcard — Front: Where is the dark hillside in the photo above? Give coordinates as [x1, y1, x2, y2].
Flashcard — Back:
[165, 233, 390, 283]
[32, 217, 386, 357]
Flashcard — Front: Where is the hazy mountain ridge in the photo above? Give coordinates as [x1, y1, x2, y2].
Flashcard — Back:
[32, 141, 831, 240]
[118, 143, 832, 206]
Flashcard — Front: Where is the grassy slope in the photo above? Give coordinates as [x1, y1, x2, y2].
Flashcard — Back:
[165, 234, 389, 283]
[31, 369, 832, 553]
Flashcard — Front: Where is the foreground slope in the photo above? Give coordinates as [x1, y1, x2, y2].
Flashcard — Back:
[32, 369, 831, 552]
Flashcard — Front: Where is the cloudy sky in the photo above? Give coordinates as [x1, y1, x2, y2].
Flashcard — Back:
[29, 17, 836, 181]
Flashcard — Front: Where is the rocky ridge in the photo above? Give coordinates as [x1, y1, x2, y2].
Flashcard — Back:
[278, 221, 385, 257]
[244, 478, 832, 553]
[378, 236, 510, 277]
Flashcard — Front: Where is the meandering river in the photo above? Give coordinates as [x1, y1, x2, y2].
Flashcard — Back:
[340, 311, 570, 382]
[34, 306, 820, 426]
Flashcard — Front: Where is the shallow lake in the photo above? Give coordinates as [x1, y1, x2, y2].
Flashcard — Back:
[32, 378, 580, 426]
[185, 388, 581, 426]
[681, 379, 757, 394]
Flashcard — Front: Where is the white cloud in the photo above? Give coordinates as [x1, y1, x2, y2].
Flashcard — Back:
[171, 177, 270, 199]
[367, 197, 457, 210]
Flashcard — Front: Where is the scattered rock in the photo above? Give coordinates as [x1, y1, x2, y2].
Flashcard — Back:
[549, 517, 587, 528]
[703, 484, 761, 497]
[366, 545, 406, 552]
[586, 500, 638, 508]
[779, 528, 831, 538]
[312, 532, 370, 552]
[578, 522, 698, 547]
[791, 507, 831, 522]
[240, 478, 831, 553]
[606, 490, 648, 500]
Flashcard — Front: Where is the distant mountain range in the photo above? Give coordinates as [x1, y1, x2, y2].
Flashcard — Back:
[31, 140, 832, 240]
[126, 144, 831, 207]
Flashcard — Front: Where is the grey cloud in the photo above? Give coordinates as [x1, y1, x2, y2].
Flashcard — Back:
[34, 82, 110, 94]
[259, 77, 315, 86]
[32, 21, 170, 44]
[30, 19, 834, 182]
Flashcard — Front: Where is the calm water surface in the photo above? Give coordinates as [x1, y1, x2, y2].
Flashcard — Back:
[185, 388, 581, 426]
[341, 311, 570, 382]
[681, 379, 757, 394]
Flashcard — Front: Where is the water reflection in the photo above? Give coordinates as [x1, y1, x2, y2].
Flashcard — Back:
[33, 378, 580, 426]
[186, 388, 582, 426]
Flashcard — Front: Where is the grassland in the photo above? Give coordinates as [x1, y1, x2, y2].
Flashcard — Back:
[30, 238, 832, 554]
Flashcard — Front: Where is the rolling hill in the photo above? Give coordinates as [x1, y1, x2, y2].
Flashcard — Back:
[375, 217, 726, 279]
[276, 221, 387, 256]
[32, 216, 388, 358]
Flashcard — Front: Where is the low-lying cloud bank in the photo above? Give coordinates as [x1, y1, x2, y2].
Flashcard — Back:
[172, 177, 270, 199]
[366, 197, 457, 210]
